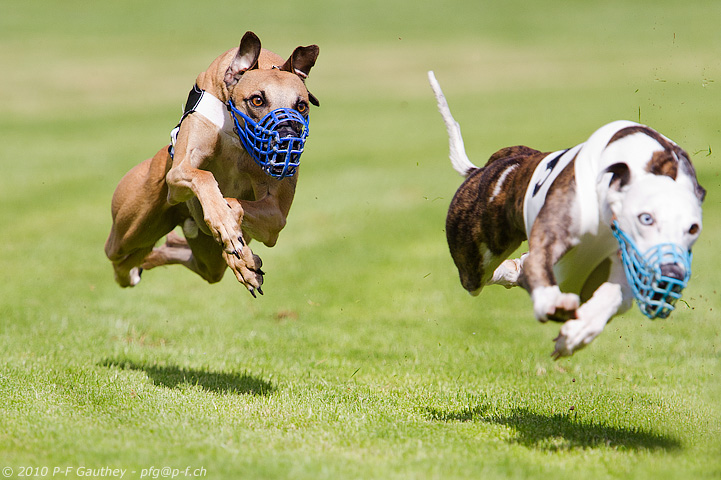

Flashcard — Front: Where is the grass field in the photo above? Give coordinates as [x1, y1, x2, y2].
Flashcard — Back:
[1, 0, 720, 478]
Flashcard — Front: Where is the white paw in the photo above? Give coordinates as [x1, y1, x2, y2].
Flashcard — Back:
[128, 267, 142, 287]
[531, 286, 579, 322]
[490, 258, 522, 288]
[551, 316, 605, 359]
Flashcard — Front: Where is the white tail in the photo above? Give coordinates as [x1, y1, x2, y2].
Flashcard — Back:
[427, 70, 477, 177]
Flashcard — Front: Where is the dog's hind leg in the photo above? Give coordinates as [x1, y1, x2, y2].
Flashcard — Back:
[446, 156, 533, 295]
[141, 231, 193, 270]
[109, 248, 152, 287]
[141, 225, 263, 292]
[141, 229, 227, 284]
[488, 253, 528, 288]
[105, 147, 181, 287]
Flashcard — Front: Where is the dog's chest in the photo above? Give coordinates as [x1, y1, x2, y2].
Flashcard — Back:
[208, 151, 258, 200]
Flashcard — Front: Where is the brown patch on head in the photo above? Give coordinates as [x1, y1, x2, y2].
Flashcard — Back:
[608, 125, 674, 150]
[608, 125, 705, 202]
[608, 124, 681, 181]
[646, 150, 678, 179]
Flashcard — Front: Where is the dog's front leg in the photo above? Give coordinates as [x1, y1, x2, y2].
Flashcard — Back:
[551, 258, 633, 358]
[166, 165, 244, 253]
[165, 129, 263, 294]
[521, 175, 583, 322]
[522, 238, 581, 323]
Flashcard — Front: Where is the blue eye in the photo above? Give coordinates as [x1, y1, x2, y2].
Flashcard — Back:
[638, 213, 654, 226]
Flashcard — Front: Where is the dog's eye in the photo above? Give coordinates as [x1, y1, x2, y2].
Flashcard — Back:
[249, 96, 264, 107]
[689, 223, 700, 235]
[638, 213, 655, 226]
[296, 101, 308, 114]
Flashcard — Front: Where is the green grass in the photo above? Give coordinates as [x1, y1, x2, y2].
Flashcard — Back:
[1, 0, 720, 478]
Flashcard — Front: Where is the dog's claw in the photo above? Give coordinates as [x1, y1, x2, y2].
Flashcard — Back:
[550, 336, 560, 360]
[221, 239, 264, 295]
[238, 235, 245, 247]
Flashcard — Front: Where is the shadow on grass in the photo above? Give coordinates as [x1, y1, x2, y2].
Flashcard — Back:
[426, 405, 681, 451]
[100, 359, 274, 396]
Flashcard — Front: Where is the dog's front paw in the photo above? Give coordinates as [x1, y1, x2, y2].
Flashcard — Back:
[223, 245, 265, 297]
[551, 315, 602, 359]
[202, 199, 246, 259]
[531, 286, 579, 322]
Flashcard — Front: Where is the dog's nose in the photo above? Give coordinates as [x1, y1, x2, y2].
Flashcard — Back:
[660, 263, 685, 281]
[276, 122, 301, 138]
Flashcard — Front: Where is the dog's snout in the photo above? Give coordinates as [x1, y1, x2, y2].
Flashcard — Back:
[660, 263, 685, 281]
[276, 122, 301, 138]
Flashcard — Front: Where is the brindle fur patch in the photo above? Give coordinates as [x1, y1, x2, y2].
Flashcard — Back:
[446, 145, 547, 293]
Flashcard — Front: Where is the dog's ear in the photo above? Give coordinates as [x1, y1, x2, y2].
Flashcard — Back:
[674, 147, 707, 203]
[281, 45, 319, 78]
[224, 31, 262, 88]
[605, 162, 631, 190]
[280, 45, 320, 106]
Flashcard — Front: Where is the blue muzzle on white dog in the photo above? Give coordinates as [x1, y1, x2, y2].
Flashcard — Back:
[611, 220, 692, 319]
[227, 99, 309, 179]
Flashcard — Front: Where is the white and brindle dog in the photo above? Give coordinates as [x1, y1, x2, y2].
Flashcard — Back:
[105, 32, 319, 297]
[429, 71, 705, 358]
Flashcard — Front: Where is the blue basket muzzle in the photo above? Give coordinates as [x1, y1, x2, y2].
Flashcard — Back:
[227, 99, 309, 179]
[611, 220, 692, 319]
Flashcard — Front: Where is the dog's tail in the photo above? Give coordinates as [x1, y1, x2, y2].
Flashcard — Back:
[428, 70, 477, 177]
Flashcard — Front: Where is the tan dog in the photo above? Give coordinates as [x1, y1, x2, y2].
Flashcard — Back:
[105, 32, 319, 296]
